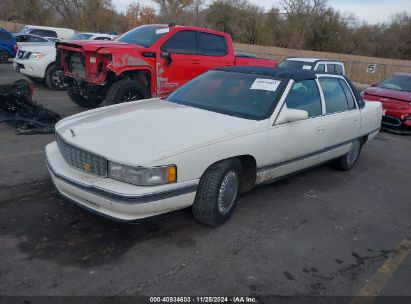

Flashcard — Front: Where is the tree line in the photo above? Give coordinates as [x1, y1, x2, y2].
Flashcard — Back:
[1, 0, 410, 60]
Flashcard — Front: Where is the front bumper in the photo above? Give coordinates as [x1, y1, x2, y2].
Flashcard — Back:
[45, 142, 198, 222]
[382, 115, 411, 128]
[13, 58, 47, 79]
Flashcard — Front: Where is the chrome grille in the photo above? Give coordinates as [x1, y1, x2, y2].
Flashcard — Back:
[56, 133, 107, 176]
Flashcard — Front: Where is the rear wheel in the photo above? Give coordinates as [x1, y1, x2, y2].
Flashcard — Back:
[101, 79, 150, 107]
[45, 65, 67, 91]
[192, 159, 242, 226]
[67, 84, 104, 108]
[334, 138, 362, 171]
[0, 50, 10, 64]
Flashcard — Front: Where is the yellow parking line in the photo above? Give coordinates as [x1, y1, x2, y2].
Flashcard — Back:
[0, 150, 44, 160]
[351, 236, 411, 304]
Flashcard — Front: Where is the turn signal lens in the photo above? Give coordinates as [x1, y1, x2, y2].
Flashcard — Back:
[167, 165, 177, 183]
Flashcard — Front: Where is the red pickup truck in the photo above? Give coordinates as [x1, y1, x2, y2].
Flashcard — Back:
[56, 24, 278, 108]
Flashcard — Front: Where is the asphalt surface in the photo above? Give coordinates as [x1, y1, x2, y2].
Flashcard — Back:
[0, 63, 410, 300]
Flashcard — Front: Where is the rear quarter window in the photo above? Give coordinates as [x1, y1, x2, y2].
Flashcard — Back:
[335, 64, 344, 75]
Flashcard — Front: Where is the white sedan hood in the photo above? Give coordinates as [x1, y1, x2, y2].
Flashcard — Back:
[56, 98, 264, 165]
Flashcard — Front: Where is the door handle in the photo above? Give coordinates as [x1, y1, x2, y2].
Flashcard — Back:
[191, 60, 200, 64]
[316, 127, 324, 133]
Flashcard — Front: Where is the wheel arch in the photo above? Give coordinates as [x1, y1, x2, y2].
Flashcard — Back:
[201, 155, 257, 194]
[118, 68, 152, 97]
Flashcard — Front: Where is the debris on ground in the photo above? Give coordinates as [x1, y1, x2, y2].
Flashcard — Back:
[0, 80, 61, 134]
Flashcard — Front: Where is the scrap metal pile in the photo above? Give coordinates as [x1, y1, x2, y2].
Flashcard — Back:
[0, 80, 60, 134]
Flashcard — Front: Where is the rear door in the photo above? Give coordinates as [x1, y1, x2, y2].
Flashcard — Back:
[318, 76, 361, 152]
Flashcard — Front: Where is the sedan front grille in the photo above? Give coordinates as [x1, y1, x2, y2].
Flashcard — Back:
[56, 133, 107, 177]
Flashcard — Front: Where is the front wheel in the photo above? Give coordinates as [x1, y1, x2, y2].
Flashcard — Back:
[45, 65, 67, 91]
[192, 159, 242, 226]
[101, 79, 150, 107]
[334, 138, 362, 171]
[67, 84, 104, 108]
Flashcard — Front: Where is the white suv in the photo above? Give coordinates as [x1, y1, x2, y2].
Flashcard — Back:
[279, 58, 346, 75]
[13, 44, 66, 90]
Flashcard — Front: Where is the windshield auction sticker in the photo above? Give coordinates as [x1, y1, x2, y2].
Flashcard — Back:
[250, 78, 281, 92]
[156, 28, 170, 34]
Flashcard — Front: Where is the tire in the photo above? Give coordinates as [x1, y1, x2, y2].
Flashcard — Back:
[45, 65, 67, 91]
[67, 84, 104, 108]
[192, 158, 242, 227]
[334, 138, 362, 171]
[0, 50, 10, 64]
[101, 79, 150, 107]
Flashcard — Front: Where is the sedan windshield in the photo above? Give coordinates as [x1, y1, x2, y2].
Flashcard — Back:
[70, 33, 93, 40]
[279, 60, 313, 70]
[167, 70, 286, 120]
[116, 25, 167, 47]
[378, 75, 411, 92]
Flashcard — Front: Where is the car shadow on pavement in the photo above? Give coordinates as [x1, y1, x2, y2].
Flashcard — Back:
[0, 180, 200, 269]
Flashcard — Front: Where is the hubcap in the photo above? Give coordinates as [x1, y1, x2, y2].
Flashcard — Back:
[52, 70, 66, 89]
[122, 90, 140, 102]
[347, 139, 361, 165]
[217, 170, 239, 214]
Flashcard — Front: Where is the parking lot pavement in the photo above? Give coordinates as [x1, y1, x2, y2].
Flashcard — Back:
[0, 64, 83, 187]
[0, 63, 410, 298]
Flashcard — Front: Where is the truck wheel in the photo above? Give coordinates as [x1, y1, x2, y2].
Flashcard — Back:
[192, 158, 242, 227]
[67, 85, 103, 108]
[0, 50, 9, 64]
[45, 65, 67, 91]
[334, 138, 362, 171]
[101, 79, 150, 107]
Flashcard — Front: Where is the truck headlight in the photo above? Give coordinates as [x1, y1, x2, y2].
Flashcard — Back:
[108, 162, 177, 186]
[28, 52, 45, 60]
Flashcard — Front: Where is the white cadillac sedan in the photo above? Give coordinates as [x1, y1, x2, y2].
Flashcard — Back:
[45, 67, 383, 226]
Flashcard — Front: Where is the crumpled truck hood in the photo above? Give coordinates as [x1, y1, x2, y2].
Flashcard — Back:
[58, 40, 142, 53]
[56, 98, 262, 166]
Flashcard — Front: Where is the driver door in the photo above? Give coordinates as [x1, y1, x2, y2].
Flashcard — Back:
[157, 30, 199, 96]
[262, 80, 327, 181]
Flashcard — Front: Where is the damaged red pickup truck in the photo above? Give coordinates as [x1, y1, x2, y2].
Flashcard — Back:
[56, 24, 278, 108]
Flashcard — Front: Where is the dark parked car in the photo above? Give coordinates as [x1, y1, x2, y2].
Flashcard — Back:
[0, 28, 17, 63]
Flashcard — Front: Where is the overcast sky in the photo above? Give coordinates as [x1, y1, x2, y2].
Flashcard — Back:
[112, 0, 411, 24]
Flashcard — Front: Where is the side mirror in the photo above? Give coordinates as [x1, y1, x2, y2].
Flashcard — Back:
[276, 107, 308, 125]
[371, 82, 378, 87]
[161, 51, 172, 67]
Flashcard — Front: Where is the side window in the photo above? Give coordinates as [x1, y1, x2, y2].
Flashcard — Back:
[161, 31, 196, 54]
[319, 78, 349, 114]
[30, 29, 57, 38]
[338, 79, 356, 109]
[197, 32, 227, 56]
[327, 64, 336, 74]
[0, 32, 12, 42]
[285, 80, 322, 117]
[335, 64, 344, 75]
[30, 35, 47, 42]
[315, 64, 325, 72]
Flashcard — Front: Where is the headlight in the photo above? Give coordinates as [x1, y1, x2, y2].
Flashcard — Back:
[28, 52, 45, 60]
[108, 162, 177, 186]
